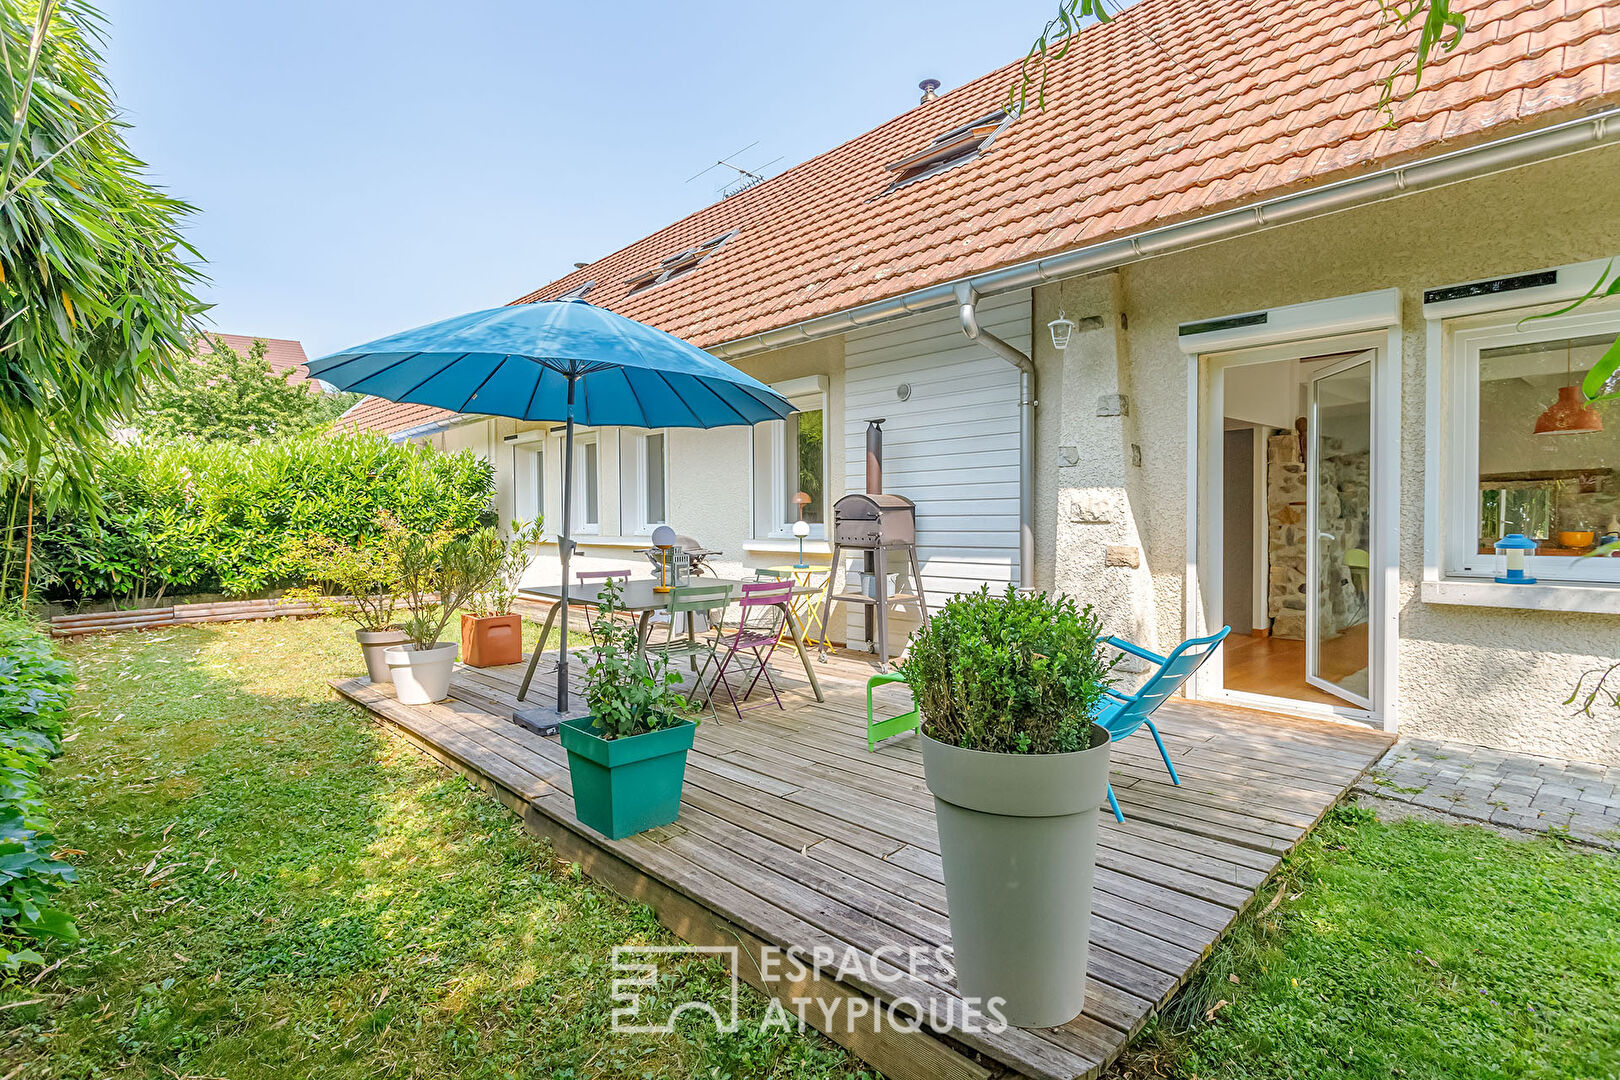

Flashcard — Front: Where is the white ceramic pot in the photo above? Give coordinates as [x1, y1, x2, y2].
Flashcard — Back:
[356, 628, 409, 683]
[385, 641, 458, 704]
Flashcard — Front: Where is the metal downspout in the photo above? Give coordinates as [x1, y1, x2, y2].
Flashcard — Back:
[956, 283, 1035, 590]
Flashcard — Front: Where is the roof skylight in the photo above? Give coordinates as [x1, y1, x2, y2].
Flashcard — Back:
[883, 109, 1011, 191]
[625, 229, 739, 295]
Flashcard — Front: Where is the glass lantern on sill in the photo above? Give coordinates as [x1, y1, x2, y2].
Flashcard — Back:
[1493, 533, 1537, 585]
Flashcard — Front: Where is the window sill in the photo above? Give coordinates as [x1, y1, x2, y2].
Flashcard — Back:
[536, 535, 650, 551]
[1420, 576, 1620, 615]
[744, 538, 832, 557]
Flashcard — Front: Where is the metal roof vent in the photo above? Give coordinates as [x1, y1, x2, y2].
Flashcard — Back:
[919, 78, 941, 103]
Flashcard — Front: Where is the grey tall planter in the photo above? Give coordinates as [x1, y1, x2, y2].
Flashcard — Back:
[921, 725, 1112, 1029]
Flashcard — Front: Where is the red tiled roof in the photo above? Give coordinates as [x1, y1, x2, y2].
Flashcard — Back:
[333, 396, 457, 437]
[344, 0, 1620, 436]
[197, 333, 313, 384]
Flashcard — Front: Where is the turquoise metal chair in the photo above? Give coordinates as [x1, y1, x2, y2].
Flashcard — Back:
[862, 626, 1231, 821]
[1096, 626, 1231, 822]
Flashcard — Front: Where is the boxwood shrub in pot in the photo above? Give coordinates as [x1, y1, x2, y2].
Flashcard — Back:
[903, 585, 1116, 1028]
[559, 578, 696, 840]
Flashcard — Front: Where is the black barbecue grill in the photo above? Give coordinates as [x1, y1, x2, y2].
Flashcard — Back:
[817, 421, 929, 669]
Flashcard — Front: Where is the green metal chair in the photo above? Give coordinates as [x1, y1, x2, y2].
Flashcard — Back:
[648, 582, 733, 719]
[864, 671, 919, 750]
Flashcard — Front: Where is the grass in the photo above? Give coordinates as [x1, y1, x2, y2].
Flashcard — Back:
[0, 616, 870, 1080]
[1113, 804, 1620, 1080]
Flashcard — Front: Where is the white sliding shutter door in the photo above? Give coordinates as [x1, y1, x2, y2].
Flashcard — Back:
[841, 290, 1027, 644]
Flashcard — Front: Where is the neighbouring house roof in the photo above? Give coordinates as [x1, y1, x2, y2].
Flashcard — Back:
[332, 395, 459, 438]
[342, 0, 1620, 437]
[196, 333, 315, 385]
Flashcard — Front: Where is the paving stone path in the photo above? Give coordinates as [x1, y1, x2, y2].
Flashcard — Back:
[1356, 738, 1620, 850]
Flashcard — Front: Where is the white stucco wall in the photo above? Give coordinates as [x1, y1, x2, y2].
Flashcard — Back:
[1036, 143, 1620, 763]
[428, 337, 849, 606]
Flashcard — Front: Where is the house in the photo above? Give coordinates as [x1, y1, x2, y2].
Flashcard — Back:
[342, 0, 1620, 764]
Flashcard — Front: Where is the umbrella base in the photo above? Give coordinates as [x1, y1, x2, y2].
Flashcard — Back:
[513, 704, 587, 737]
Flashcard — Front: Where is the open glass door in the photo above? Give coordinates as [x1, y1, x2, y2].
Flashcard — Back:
[1305, 351, 1374, 708]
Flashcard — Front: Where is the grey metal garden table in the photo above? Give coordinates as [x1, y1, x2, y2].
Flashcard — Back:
[514, 577, 824, 704]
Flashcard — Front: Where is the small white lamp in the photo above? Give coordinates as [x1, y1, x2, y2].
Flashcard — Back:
[651, 524, 677, 592]
[791, 491, 812, 569]
[1048, 309, 1076, 352]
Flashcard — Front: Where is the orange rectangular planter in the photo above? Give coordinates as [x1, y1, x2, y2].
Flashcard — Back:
[461, 613, 524, 668]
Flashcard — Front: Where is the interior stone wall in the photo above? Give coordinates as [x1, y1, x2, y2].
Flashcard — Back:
[1266, 433, 1307, 638]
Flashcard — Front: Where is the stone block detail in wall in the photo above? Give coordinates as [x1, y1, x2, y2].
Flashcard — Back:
[1106, 545, 1140, 568]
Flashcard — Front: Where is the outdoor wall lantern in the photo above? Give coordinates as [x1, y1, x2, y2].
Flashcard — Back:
[792, 491, 812, 568]
[1493, 533, 1538, 584]
[1048, 309, 1076, 352]
[651, 524, 677, 593]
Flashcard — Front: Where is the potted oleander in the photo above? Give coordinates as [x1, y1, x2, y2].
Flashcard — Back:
[383, 528, 492, 705]
[904, 585, 1116, 1028]
[559, 578, 696, 840]
[462, 517, 543, 668]
[289, 529, 406, 683]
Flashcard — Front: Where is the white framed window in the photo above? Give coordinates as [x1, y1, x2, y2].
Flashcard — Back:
[629, 429, 668, 533]
[570, 432, 600, 533]
[1443, 303, 1620, 585]
[512, 443, 544, 525]
[752, 376, 827, 539]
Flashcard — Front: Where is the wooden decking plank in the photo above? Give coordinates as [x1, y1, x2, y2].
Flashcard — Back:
[336, 651, 1394, 1080]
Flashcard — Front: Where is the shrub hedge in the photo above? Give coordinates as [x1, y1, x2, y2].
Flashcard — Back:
[0, 617, 77, 969]
[30, 433, 495, 602]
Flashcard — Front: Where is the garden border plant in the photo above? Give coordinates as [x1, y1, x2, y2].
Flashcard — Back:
[901, 584, 1116, 1028]
[0, 616, 78, 969]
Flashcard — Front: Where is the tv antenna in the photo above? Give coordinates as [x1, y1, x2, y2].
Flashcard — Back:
[686, 142, 781, 197]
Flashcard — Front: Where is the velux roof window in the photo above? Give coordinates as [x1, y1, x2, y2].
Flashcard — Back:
[883, 109, 1012, 192]
[625, 229, 739, 295]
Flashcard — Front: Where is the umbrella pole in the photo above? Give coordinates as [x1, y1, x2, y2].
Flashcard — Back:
[555, 373, 577, 712]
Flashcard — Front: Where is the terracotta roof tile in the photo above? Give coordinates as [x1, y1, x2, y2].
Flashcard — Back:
[341, 0, 1620, 436]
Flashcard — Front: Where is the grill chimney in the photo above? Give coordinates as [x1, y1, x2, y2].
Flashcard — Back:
[865, 419, 885, 495]
[918, 78, 940, 103]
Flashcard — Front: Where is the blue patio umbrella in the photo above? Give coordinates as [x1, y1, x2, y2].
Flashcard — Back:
[307, 299, 796, 720]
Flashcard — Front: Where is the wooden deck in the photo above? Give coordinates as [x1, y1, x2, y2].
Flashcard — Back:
[332, 646, 1393, 1080]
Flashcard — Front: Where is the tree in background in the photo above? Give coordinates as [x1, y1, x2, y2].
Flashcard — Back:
[0, 0, 205, 604]
[142, 335, 357, 442]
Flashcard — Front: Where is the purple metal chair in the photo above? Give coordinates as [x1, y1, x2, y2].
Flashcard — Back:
[707, 580, 793, 717]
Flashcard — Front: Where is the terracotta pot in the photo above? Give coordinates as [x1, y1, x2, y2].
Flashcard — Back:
[462, 613, 523, 668]
[356, 628, 409, 683]
[385, 642, 458, 705]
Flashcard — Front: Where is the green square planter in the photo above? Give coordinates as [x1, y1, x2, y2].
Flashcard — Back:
[558, 715, 696, 840]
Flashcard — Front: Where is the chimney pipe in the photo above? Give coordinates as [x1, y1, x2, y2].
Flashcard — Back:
[865, 419, 885, 494]
[918, 78, 940, 103]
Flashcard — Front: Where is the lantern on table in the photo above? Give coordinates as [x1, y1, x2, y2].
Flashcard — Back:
[651, 524, 677, 593]
[792, 490, 812, 569]
[1493, 533, 1537, 584]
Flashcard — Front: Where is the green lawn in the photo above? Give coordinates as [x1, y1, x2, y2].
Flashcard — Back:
[1112, 804, 1620, 1080]
[1, 616, 869, 1080]
[5, 616, 1617, 1080]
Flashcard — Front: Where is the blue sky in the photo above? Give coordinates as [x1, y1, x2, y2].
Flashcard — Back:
[100, 1, 1067, 359]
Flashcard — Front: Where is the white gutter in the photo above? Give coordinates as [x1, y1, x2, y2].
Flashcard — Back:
[956, 283, 1036, 589]
[390, 418, 458, 443]
[710, 108, 1619, 361]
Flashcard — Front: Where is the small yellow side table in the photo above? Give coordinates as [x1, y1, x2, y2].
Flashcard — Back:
[767, 564, 832, 646]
